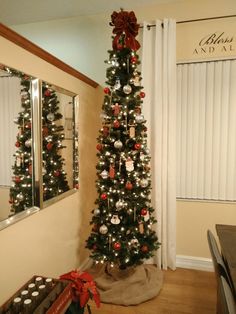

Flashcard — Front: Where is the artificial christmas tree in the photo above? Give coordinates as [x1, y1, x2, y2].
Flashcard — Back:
[9, 70, 69, 215]
[85, 10, 163, 305]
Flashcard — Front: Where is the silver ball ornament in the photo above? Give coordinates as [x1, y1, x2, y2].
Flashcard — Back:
[16, 193, 24, 201]
[140, 178, 149, 187]
[25, 139, 32, 147]
[114, 140, 123, 149]
[94, 208, 100, 216]
[123, 84, 132, 94]
[135, 114, 144, 123]
[99, 224, 108, 234]
[47, 113, 55, 121]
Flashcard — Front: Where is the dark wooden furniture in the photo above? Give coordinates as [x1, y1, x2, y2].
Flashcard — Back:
[216, 224, 236, 298]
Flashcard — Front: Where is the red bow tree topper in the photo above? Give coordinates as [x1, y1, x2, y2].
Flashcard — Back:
[110, 10, 140, 51]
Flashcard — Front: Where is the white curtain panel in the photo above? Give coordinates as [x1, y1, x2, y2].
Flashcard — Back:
[177, 60, 236, 201]
[141, 19, 176, 270]
[0, 77, 21, 186]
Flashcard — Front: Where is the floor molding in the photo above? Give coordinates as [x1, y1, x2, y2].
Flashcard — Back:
[176, 255, 213, 272]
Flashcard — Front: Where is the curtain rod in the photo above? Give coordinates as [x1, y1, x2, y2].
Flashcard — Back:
[140, 14, 236, 29]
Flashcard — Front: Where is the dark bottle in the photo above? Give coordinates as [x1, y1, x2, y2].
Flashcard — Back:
[23, 298, 32, 314]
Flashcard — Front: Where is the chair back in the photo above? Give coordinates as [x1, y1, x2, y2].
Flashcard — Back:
[219, 276, 236, 314]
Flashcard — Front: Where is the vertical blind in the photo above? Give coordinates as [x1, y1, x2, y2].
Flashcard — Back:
[0, 77, 21, 186]
[177, 60, 236, 201]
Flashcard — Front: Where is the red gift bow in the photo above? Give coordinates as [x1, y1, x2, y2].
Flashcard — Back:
[60, 270, 100, 308]
[110, 10, 140, 51]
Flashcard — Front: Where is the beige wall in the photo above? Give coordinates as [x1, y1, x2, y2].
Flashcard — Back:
[0, 187, 11, 220]
[0, 35, 103, 304]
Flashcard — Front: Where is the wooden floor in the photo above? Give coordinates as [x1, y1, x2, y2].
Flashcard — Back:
[88, 268, 217, 314]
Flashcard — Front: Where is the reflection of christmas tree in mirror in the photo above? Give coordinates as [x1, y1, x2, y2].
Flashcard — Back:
[9, 70, 70, 214]
[86, 10, 160, 270]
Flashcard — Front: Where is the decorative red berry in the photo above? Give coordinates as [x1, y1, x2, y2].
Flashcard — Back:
[15, 141, 20, 148]
[113, 242, 121, 250]
[140, 91, 146, 98]
[46, 143, 53, 150]
[101, 193, 108, 200]
[42, 126, 49, 136]
[104, 87, 110, 94]
[141, 245, 149, 253]
[44, 89, 51, 97]
[130, 56, 138, 63]
[141, 208, 148, 216]
[96, 143, 103, 151]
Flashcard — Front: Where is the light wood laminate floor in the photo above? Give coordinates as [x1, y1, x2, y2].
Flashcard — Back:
[89, 268, 216, 314]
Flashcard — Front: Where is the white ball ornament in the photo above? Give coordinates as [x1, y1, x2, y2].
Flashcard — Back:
[99, 224, 108, 234]
[94, 208, 100, 216]
[114, 140, 123, 149]
[16, 192, 24, 201]
[140, 178, 149, 187]
[135, 114, 144, 123]
[25, 139, 32, 147]
[47, 112, 55, 122]
[123, 84, 132, 94]
[100, 170, 109, 179]
[116, 200, 124, 210]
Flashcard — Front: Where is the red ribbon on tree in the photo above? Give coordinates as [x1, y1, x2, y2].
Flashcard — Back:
[60, 269, 100, 308]
[110, 10, 140, 51]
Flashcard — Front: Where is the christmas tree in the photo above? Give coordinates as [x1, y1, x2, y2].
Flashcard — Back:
[86, 10, 160, 270]
[9, 71, 69, 214]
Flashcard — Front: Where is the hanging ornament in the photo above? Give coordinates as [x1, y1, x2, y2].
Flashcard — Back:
[16, 156, 21, 167]
[103, 126, 109, 137]
[92, 224, 99, 232]
[25, 122, 31, 129]
[133, 74, 140, 87]
[140, 91, 146, 98]
[42, 126, 49, 136]
[113, 242, 121, 250]
[125, 181, 133, 190]
[100, 170, 109, 179]
[94, 208, 100, 216]
[101, 193, 108, 200]
[15, 141, 20, 148]
[47, 113, 55, 122]
[114, 140, 123, 149]
[54, 170, 60, 177]
[100, 111, 107, 121]
[139, 222, 144, 234]
[129, 126, 135, 138]
[92, 244, 97, 251]
[46, 143, 53, 150]
[99, 224, 108, 234]
[25, 139, 32, 148]
[135, 114, 144, 123]
[141, 245, 149, 253]
[130, 238, 139, 247]
[16, 192, 24, 201]
[140, 178, 148, 187]
[135, 106, 141, 114]
[104, 87, 110, 94]
[28, 164, 32, 175]
[140, 152, 145, 161]
[111, 214, 121, 225]
[114, 79, 121, 90]
[116, 199, 124, 210]
[130, 55, 138, 64]
[141, 208, 148, 216]
[44, 89, 51, 97]
[113, 103, 120, 116]
[96, 143, 103, 151]
[123, 84, 132, 94]
[134, 143, 141, 150]
[113, 120, 120, 128]
[14, 176, 21, 183]
[109, 164, 115, 179]
[125, 157, 134, 172]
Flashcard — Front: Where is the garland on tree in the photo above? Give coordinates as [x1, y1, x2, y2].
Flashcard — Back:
[86, 10, 160, 270]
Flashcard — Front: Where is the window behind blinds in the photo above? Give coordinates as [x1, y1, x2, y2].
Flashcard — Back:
[176, 60, 236, 201]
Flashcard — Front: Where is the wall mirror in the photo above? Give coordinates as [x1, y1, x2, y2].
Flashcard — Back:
[0, 63, 79, 230]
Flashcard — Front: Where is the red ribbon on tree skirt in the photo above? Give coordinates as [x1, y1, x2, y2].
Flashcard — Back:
[60, 269, 100, 308]
[110, 10, 140, 51]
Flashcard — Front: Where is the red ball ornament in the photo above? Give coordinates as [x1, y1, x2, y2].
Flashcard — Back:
[46, 143, 53, 150]
[54, 170, 60, 177]
[15, 141, 20, 148]
[113, 242, 121, 250]
[104, 87, 110, 94]
[74, 183, 79, 189]
[9, 199, 13, 204]
[103, 126, 109, 136]
[44, 89, 51, 97]
[92, 224, 98, 232]
[125, 181, 133, 190]
[25, 122, 31, 129]
[14, 176, 21, 183]
[96, 143, 103, 151]
[116, 43, 124, 50]
[134, 143, 141, 150]
[113, 120, 120, 128]
[140, 91, 146, 98]
[101, 193, 108, 200]
[130, 56, 138, 64]
[141, 208, 148, 216]
[141, 245, 149, 253]
[92, 244, 97, 251]
[42, 126, 49, 136]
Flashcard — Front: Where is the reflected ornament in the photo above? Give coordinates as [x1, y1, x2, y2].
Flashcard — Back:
[123, 84, 132, 94]
[47, 112, 55, 121]
[114, 140, 123, 149]
[25, 139, 32, 148]
[16, 192, 24, 201]
[99, 224, 108, 234]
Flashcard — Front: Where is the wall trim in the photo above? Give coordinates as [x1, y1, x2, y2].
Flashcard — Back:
[0, 22, 98, 88]
[176, 255, 213, 272]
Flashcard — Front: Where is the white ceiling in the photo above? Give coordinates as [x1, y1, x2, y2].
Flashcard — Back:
[0, 0, 179, 25]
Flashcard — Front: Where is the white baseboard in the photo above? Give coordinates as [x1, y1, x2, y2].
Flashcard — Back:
[176, 255, 213, 272]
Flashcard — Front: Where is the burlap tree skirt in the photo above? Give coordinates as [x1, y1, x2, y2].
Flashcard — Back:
[86, 263, 163, 306]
